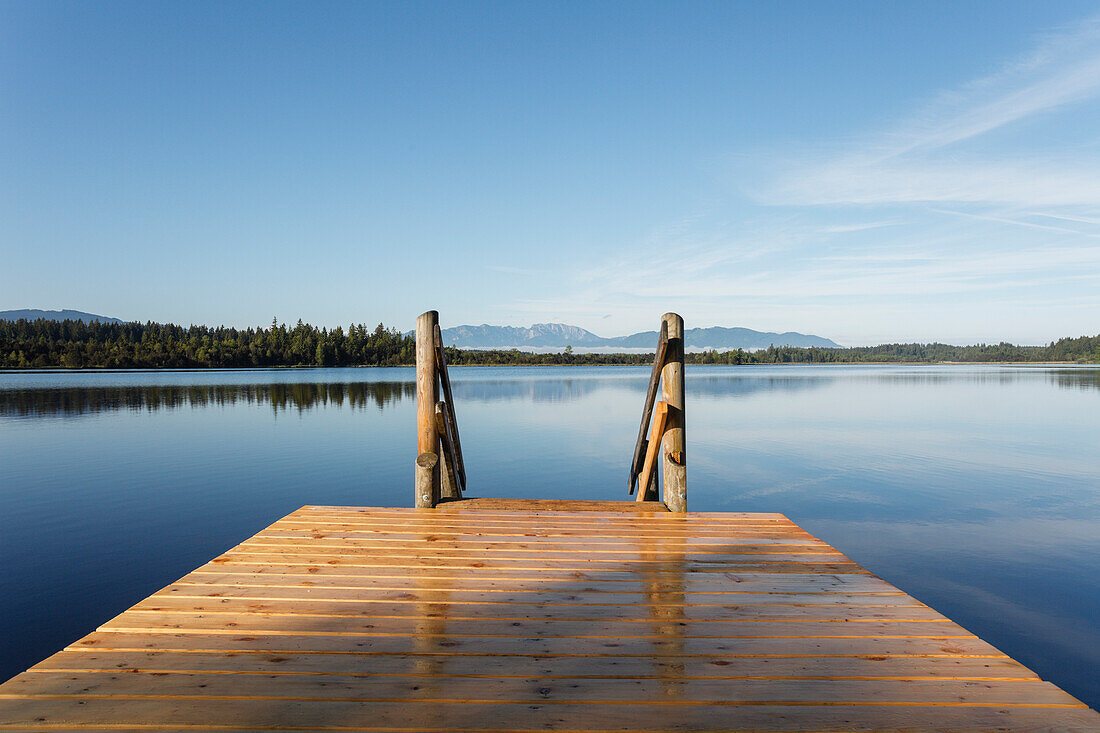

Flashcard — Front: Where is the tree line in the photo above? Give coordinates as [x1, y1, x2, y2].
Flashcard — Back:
[0, 318, 412, 369]
[1, 317, 1098, 369]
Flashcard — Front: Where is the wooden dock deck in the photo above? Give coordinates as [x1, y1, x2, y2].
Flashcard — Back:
[1, 502, 1097, 731]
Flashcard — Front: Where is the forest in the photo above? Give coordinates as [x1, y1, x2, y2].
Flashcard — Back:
[1, 317, 1098, 369]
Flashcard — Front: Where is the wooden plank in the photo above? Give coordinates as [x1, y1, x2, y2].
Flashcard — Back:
[2, 671, 1078, 705]
[269, 522, 811, 538]
[301, 505, 785, 519]
[254, 530, 830, 545]
[1, 698, 1097, 731]
[434, 401, 463, 499]
[436, 498, 670, 513]
[99, 611, 971, 639]
[150, 588, 924, 608]
[29, 650, 1041, 682]
[65, 630, 1014, 657]
[302, 504, 787, 516]
[231, 543, 849, 560]
[433, 323, 466, 487]
[636, 401, 669, 503]
[186, 565, 882, 583]
[131, 596, 948, 621]
[629, 319, 668, 495]
[199, 561, 864, 579]
[178, 572, 903, 593]
[207, 544, 848, 560]
[204, 555, 870, 574]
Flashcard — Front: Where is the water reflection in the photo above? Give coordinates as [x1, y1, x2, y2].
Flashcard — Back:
[1, 365, 1096, 419]
[1, 364, 1098, 708]
[0, 382, 416, 417]
[1047, 368, 1100, 391]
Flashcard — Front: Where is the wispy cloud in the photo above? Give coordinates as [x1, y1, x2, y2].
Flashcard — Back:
[883, 17, 1100, 156]
[765, 15, 1100, 207]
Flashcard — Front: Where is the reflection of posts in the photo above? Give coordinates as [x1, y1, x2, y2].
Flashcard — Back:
[662, 313, 687, 513]
[415, 311, 441, 506]
[412, 532, 452, 687]
[641, 527, 686, 698]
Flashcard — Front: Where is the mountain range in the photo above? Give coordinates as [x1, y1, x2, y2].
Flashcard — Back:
[435, 323, 840, 351]
[0, 309, 123, 324]
[3, 311, 840, 351]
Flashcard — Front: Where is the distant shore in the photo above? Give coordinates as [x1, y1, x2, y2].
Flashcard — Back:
[1, 360, 1095, 374]
[2, 318, 1097, 369]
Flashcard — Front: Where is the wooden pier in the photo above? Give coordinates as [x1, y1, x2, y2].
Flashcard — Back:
[1, 501, 1097, 731]
[3, 312, 1097, 729]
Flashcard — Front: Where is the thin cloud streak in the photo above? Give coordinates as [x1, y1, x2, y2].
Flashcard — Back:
[883, 17, 1100, 157]
[764, 14, 1100, 208]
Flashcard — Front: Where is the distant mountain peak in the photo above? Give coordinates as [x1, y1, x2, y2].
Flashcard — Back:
[0, 309, 123, 324]
[435, 322, 839, 351]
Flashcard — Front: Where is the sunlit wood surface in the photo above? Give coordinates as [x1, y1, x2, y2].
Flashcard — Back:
[1, 503, 1097, 731]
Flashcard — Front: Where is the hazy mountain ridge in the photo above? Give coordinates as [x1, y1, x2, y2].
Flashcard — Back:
[435, 322, 840, 351]
[0, 309, 123, 324]
[440, 323, 607, 347]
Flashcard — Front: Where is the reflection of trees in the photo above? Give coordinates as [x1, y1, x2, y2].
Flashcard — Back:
[0, 382, 416, 417]
[4, 367, 1095, 419]
[1047, 369, 1100, 392]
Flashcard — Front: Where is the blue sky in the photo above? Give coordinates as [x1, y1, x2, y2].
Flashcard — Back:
[3, 1, 1099, 345]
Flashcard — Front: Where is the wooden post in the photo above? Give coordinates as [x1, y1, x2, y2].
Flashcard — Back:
[414, 452, 439, 508]
[661, 313, 687, 512]
[416, 311, 440, 505]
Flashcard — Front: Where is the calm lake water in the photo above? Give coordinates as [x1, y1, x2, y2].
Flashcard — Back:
[0, 365, 1098, 706]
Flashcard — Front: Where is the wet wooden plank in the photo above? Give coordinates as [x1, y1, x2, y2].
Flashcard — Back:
[1, 671, 1079, 705]
[434, 498, 670, 512]
[63, 630, 1016, 657]
[127, 597, 951, 621]
[99, 612, 969, 639]
[0, 698, 1097, 731]
[1, 502, 1095, 732]
[30, 649, 1041, 680]
[154, 582, 922, 604]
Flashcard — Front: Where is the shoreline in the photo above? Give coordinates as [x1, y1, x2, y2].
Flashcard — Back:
[1, 360, 1094, 374]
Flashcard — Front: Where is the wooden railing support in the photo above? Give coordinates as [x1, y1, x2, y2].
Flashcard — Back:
[628, 321, 668, 496]
[435, 401, 464, 499]
[434, 325, 467, 489]
[635, 401, 668, 503]
[628, 313, 686, 511]
[415, 311, 441, 507]
[661, 312, 687, 512]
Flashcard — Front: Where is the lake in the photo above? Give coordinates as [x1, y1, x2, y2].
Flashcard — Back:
[0, 365, 1098, 707]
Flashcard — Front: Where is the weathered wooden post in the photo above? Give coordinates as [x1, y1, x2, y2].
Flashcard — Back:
[414, 452, 438, 508]
[661, 312, 687, 512]
[415, 310, 441, 507]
